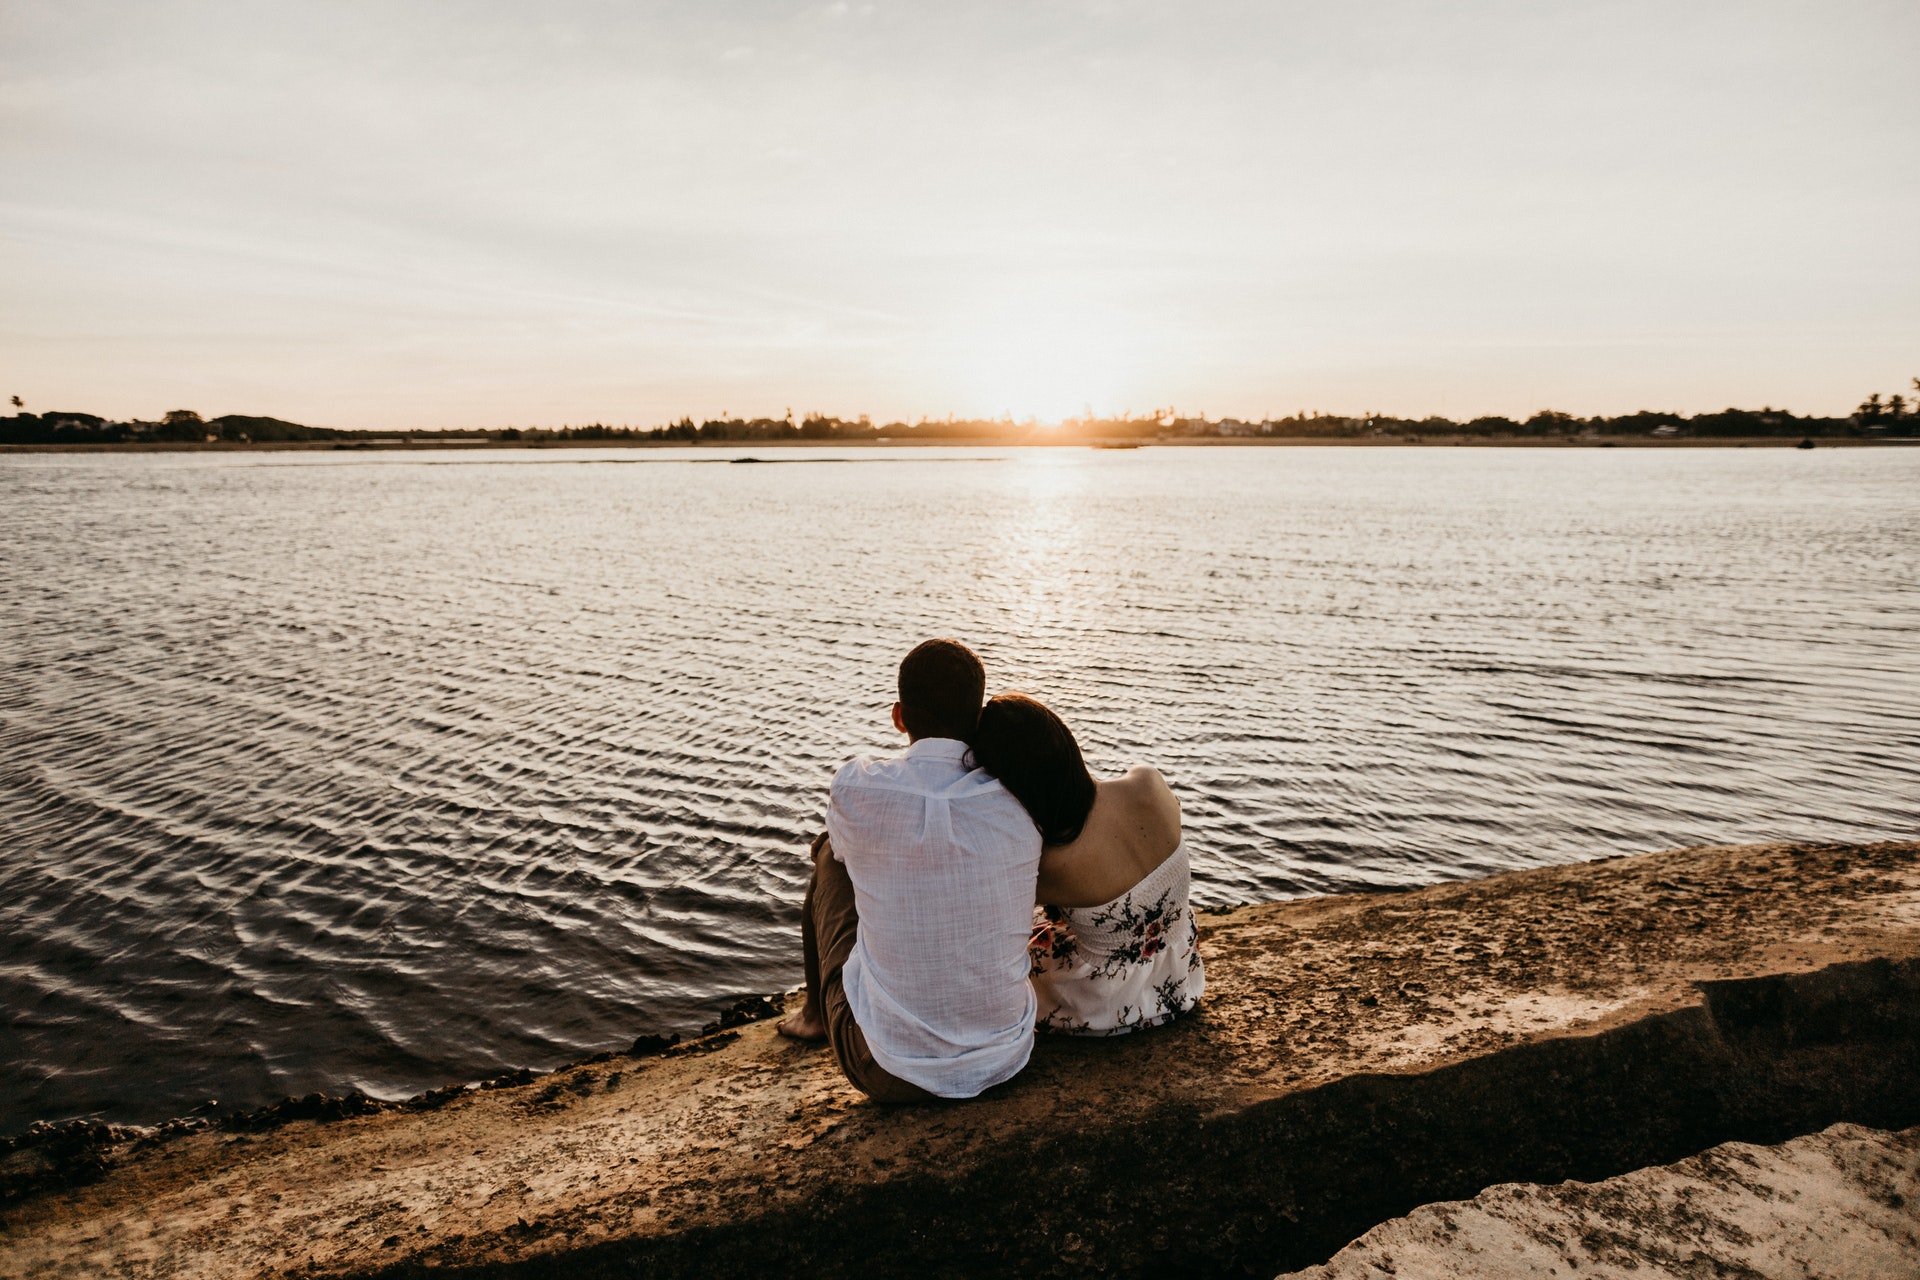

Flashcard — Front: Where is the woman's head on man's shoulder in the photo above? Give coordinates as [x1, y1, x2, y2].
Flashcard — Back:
[888, 639, 1101, 847]
[970, 692, 1097, 847]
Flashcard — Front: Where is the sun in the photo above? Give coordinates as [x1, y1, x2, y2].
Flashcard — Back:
[939, 296, 1145, 423]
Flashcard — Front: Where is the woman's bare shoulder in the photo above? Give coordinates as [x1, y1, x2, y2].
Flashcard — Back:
[1039, 771, 1181, 908]
[1118, 765, 1177, 806]
[1116, 766, 1181, 837]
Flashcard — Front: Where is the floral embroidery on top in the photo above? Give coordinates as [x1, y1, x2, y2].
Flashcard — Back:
[1028, 843, 1205, 1037]
[1084, 885, 1179, 977]
[1036, 1008, 1095, 1034]
[1028, 903, 1078, 974]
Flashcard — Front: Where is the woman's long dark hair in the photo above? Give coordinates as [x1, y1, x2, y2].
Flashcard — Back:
[969, 693, 1097, 846]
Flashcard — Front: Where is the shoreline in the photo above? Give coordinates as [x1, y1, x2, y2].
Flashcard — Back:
[2, 434, 1911, 455]
[4, 838, 1916, 1278]
[0, 996, 782, 1155]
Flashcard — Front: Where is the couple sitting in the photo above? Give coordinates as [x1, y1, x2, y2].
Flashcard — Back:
[777, 638, 1205, 1101]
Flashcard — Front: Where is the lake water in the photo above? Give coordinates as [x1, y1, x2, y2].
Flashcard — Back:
[2, 444, 1915, 1132]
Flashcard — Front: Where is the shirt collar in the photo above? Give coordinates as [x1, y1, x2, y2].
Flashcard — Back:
[905, 737, 970, 762]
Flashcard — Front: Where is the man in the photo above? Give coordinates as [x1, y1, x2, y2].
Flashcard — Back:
[776, 638, 1043, 1101]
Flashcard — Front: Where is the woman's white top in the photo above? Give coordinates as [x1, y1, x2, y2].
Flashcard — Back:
[1028, 840, 1205, 1036]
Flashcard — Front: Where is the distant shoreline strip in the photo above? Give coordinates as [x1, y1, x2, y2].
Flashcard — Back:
[236, 454, 1014, 470]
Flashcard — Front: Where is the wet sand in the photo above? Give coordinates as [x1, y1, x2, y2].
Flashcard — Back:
[3, 838, 1917, 1277]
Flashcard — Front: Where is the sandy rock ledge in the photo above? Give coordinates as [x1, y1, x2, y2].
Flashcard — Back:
[1284, 1122, 1920, 1279]
[1, 839, 1917, 1279]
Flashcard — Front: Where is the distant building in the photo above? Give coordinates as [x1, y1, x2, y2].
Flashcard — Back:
[1217, 418, 1261, 437]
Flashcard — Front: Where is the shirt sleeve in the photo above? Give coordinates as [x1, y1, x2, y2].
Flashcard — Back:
[825, 759, 859, 863]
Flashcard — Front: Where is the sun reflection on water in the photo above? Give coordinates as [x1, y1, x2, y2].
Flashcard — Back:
[970, 449, 1099, 643]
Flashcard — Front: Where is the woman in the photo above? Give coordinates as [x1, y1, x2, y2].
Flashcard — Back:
[969, 693, 1204, 1035]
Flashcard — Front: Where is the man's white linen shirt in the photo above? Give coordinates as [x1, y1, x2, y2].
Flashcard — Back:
[826, 737, 1043, 1099]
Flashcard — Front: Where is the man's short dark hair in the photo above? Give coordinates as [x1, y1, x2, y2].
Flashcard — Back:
[898, 639, 986, 742]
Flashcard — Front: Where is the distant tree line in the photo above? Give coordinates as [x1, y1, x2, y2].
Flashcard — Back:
[1188, 406, 1852, 440]
[8, 386, 1915, 447]
[1853, 378, 1919, 427]
[0, 408, 350, 445]
[442, 391, 1919, 443]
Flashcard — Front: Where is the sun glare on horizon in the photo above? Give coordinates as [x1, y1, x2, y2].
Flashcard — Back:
[942, 297, 1155, 424]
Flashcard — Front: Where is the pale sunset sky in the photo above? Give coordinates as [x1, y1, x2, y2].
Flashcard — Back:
[3, 1, 1915, 430]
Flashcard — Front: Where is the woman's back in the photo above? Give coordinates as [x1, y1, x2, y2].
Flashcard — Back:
[965, 693, 1205, 1037]
[1036, 767, 1182, 908]
[1029, 768, 1204, 1036]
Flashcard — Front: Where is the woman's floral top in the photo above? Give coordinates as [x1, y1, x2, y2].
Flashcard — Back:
[1028, 841, 1205, 1036]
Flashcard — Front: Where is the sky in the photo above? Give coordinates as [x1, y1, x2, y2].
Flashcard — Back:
[3, 1, 1916, 430]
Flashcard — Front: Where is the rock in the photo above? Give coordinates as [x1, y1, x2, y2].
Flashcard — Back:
[697, 993, 785, 1036]
[1282, 1122, 1920, 1279]
[223, 1091, 389, 1133]
[402, 1084, 468, 1112]
[629, 1033, 681, 1057]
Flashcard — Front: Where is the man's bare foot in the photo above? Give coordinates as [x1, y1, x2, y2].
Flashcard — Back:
[775, 1002, 828, 1042]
